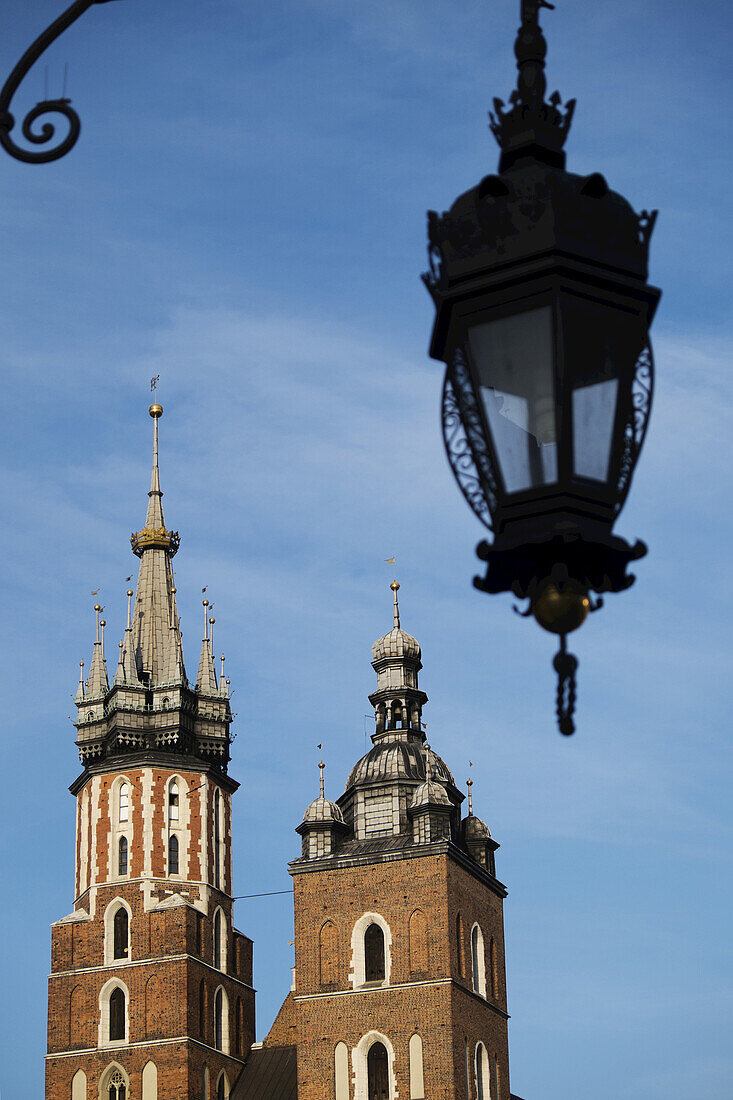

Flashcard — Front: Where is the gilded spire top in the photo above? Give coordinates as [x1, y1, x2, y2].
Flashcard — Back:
[318, 759, 325, 799]
[467, 777, 474, 816]
[390, 580, 400, 629]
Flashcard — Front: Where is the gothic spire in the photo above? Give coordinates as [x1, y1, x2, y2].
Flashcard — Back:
[85, 605, 109, 698]
[129, 405, 183, 686]
[195, 599, 218, 695]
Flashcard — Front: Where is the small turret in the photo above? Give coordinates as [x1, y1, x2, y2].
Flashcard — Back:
[297, 761, 348, 860]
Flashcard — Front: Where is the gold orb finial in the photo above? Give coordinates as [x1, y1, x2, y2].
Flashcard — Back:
[390, 580, 400, 592]
[149, 403, 163, 418]
[126, 588, 133, 597]
[532, 581, 590, 635]
[203, 598, 209, 608]
[100, 619, 106, 627]
[94, 603, 101, 612]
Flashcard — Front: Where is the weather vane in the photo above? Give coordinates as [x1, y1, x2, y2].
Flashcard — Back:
[150, 375, 160, 393]
[0, 1, 122, 165]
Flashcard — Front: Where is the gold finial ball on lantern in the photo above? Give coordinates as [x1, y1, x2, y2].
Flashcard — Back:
[532, 581, 590, 635]
[149, 404, 163, 418]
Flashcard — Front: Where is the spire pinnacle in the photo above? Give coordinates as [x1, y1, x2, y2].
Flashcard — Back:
[390, 580, 400, 629]
[75, 659, 85, 702]
[489, 0, 575, 172]
[318, 759, 325, 799]
[86, 605, 109, 698]
[467, 777, 474, 816]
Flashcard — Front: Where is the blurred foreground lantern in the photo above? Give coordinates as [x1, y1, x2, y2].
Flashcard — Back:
[423, 0, 661, 734]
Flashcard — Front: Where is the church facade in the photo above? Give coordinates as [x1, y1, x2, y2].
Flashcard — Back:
[46, 405, 519, 1100]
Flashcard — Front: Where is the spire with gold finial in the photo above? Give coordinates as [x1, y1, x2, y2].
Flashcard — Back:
[85, 604, 109, 698]
[129, 405, 184, 685]
[195, 598, 218, 695]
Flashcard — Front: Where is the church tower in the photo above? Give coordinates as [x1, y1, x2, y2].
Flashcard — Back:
[242, 583, 510, 1100]
[46, 405, 254, 1100]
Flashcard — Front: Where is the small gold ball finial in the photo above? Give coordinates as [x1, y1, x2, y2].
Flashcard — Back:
[532, 580, 590, 635]
[127, 589, 133, 597]
[203, 598, 209, 608]
[100, 620, 106, 627]
[149, 403, 163, 418]
[390, 580, 400, 592]
[94, 604, 101, 612]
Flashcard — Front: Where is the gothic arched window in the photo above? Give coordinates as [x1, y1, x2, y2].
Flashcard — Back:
[118, 783, 129, 824]
[118, 836, 128, 878]
[367, 1041, 389, 1100]
[475, 1043, 490, 1100]
[216, 1071, 229, 1100]
[168, 780, 179, 821]
[168, 833, 179, 875]
[213, 908, 223, 970]
[364, 923, 386, 983]
[214, 987, 223, 1051]
[109, 987, 126, 1042]
[107, 1070, 127, 1100]
[113, 907, 129, 961]
[471, 923, 486, 997]
[213, 789, 221, 890]
[456, 911, 465, 977]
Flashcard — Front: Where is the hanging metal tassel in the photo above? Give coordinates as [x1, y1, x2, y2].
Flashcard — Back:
[553, 635, 578, 735]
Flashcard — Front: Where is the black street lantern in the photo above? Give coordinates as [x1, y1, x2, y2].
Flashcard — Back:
[424, 0, 661, 734]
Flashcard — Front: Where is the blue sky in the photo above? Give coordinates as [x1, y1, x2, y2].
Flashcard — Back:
[0, 1, 731, 1097]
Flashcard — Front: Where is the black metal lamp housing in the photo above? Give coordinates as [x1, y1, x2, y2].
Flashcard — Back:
[424, 0, 661, 733]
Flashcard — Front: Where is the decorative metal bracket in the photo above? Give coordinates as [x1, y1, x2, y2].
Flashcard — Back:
[0, 0, 120, 164]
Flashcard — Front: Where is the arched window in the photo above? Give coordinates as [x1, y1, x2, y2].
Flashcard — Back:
[118, 783, 129, 823]
[201, 1064, 210, 1100]
[107, 1070, 127, 1100]
[456, 912, 465, 978]
[214, 987, 225, 1051]
[213, 789, 221, 890]
[113, 907, 129, 961]
[109, 987, 126, 1042]
[364, 922, 386, 983]
[475, 1043, 490, 1100]
[471, 923, 486, 997]
[216, 1072, 229, 1100]
[141, 1061, 158, 1100]
[71, 1068, 87, 1100]
[334, 1041, 349, 1100]
[409, 1034, 425, 1099]
[213, 908, 224, 970]
[168, 780, 179, 821]
[319, 920, 338, 986]
[367, 1041, 389, 1100]
[409, 910, 428, 974]
[490, 937, 499, 998]
[199, 980, 206, 1039]
[168, 833, 179, 875]
[118, 836, 128, 878]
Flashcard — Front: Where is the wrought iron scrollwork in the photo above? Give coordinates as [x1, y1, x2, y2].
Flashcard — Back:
[0, 0, 117, 164]
[442, 350, 500, 530]
[616, 340, 654, 512]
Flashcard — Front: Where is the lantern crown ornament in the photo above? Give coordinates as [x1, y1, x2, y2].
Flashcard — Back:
[423, 1, 661, 735]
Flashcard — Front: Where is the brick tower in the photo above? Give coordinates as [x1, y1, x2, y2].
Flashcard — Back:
[46, 404, 254, 1100]
[236, 582, 512, 1100]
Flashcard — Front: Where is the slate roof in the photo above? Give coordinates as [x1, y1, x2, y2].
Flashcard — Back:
[232, 1046, 297, 1100]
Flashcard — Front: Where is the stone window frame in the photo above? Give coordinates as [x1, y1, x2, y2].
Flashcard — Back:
[71, 1068, 87, 1100]
[165, 773, 188, 879]
[213, 984, 230, 1054]
[141, 1060, 158, 1100]
[213, 905, 227, 973]
[352, 1030, 397, 1100]
[409, 1033, 425, 1099]
[110, 775, 134, 883]
[215, 1070, 230, 1100]
[471, 922, 487, 998]
[103, 898, 132, 966]
[98, 978, 130, 1049]
[475, 1042, 490, 1100]
[98, 1062, 129, 1100]
[349, 911, 392, 990]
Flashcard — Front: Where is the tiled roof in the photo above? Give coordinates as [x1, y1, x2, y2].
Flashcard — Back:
[232, 1046, 297, 1100]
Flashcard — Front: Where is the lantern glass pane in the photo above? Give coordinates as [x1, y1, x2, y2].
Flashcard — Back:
[468, 307, 556, 494]
[572, 379, 619, 481]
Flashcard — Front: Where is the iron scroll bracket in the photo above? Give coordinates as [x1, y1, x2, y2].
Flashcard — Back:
[0, 0, 120, 164]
